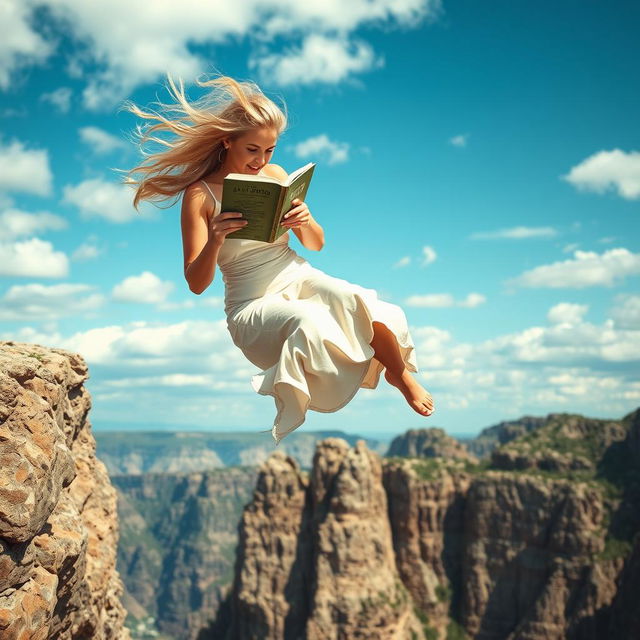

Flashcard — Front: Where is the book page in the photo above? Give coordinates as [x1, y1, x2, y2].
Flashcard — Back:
[273, 163, 316, 241]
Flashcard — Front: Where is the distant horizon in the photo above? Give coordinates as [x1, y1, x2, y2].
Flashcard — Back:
[91, 403, 638, 443]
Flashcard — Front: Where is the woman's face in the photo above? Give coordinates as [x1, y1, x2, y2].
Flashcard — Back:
[223, 127, 278, 175]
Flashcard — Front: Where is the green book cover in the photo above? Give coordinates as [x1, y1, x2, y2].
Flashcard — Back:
[220, 162, 315, 242]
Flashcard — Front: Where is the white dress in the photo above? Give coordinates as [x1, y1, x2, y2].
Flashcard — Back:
[201, 179, 419, 444]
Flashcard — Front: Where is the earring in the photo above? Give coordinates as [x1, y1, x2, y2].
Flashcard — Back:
[218, 145, 227, 163]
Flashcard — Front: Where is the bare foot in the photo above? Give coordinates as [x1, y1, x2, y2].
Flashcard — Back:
[384, 368, 434, 416]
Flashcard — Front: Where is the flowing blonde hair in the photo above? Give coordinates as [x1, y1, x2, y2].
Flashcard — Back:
[115, 72, 288, 211]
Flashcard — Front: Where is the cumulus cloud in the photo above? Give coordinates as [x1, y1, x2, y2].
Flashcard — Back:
[62, 177, 155, 223]
[79, 126, 128, 155]
[0, 283, 105, 321]
[470, 226, 558, 240]
[562, 149, 640, 200]
[610, 294, 640, 330]
[0, 138, 53, 196]
[408, 303, 640, 416]
[3, 0, 440, 110]
[507, 247, 640, 289]
[112, 271, 174, 304]
[0, 208, 67, 241]
[0, 237, 68, 278]
[547, 302, 589, 326]
[40, 87, 73, 113]
[291, 133, 350, 165]
[250, 34, 383, 86]
[405, 292, 486, 308]
[0, 0, 53, 89]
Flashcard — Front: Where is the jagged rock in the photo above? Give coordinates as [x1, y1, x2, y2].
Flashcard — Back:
[0, 341, 130, 640]
[114, 467, 258, 639]
[383, 458, 472, 638]
[490, 413, 629, 473]
[387, 427, 477, 462]
[224, 439, 424, 640]
[466, 416, 550, 459]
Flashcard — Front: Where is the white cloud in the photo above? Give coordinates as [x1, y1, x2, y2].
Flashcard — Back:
[0, 283, 105, 321]
[405, 292, 486, 308]
[0, 238, 68, 277]
[393, 256, 411, 268]
[406, 302, 640, 415]
[250, 33, 383, 86]
[62, 177, 154, 223]
[0, 208, 67, 241]
[459, 293, 486, 308]
[291, 133, 350, 165]
[421, 245, 436, 266]
[449, 134, 468, 147]
[3, 0, 440, 110]
[0, 0, 53, 90]
[610, 294, 640, 330]
[507, 247, 640, 289]
[112, 271, 174, 304]
[79, 126, 128, 155]
[562, 149, 640, 200]
[0, 138, 53, 196]
[71, 241, 102, 261]
[547, 302, 589, 326]
[562, 242, 580, 253]
[470, 226, 558, 240]
[40, 87, 73, 113]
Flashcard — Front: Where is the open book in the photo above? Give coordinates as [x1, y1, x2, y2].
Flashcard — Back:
[221, 162, 316, 242]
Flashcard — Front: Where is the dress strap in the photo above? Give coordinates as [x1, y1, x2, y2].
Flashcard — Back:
[200, 180, 219, 215]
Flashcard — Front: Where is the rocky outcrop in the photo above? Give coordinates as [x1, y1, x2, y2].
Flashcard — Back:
[217, 408, 640, 640]
[465, 416, 550, 459]
[0, 341, 130, 640]
[220, 439, 424, 640]
[387, 426, 478, 462]
[489, 413, 628, 473]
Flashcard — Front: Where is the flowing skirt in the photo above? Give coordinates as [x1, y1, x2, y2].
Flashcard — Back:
[226, 262, 418, 444]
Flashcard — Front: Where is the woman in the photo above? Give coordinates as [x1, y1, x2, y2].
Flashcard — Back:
[121, 73, 434, 444]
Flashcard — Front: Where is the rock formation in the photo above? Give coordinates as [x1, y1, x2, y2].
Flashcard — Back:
[387, 426, 478, 462]
[214, 410, 640, 640]
[0, 341, 130, 640]
[219, 439, 425, 639]
[114, 467, 258, 639]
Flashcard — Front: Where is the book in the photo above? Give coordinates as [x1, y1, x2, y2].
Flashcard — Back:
[220, 162, 316, 242]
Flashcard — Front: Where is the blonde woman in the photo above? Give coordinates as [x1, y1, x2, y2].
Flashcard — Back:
[120, 73, 434, 444]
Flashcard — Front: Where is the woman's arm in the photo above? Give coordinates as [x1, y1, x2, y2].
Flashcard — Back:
[181, 184, 221, 294]
[265, 163, 324, 251]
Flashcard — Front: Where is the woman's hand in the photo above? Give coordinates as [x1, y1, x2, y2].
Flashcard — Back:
[281, 198, 312, 228]
[209, 211, 248, 245]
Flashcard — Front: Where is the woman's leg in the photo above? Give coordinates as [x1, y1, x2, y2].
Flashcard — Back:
[370, 321, 434, 416]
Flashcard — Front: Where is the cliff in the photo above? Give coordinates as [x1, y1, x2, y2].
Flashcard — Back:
[214, 410, 640, 640]
[0, 341, 130, 640]
[387, 426, 478, 462]
[114, 467, 258, 639]
[215, 439, 425, 639]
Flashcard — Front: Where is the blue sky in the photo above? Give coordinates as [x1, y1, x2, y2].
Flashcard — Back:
[1, 0, 639, 440]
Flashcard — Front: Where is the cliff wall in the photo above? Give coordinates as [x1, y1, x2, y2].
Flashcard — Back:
[0, 341, 130, 640]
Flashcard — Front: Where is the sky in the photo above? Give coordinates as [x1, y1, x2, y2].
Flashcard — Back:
[1, 0, 639, 440]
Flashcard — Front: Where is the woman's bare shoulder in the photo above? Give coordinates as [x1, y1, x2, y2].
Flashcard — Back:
[182, 181, 214, 220]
